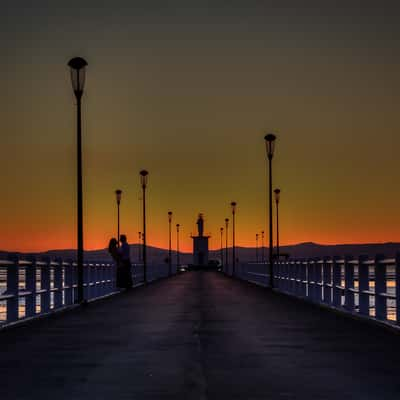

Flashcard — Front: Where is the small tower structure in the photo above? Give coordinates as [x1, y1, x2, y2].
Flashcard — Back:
[192, 214, 210, 267]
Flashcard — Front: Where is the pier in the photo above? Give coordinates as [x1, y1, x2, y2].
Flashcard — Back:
[1, 261, 400, 399]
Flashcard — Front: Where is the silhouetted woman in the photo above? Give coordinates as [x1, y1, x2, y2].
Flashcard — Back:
[108, 237, 124, 288]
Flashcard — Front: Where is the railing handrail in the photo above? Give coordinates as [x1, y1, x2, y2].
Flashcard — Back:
[0, 256, 175, 327]
[229, 252, 400, 328]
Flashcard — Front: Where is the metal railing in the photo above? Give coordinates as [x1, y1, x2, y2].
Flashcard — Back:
[236, 254, 400, 326]
[0, 256, 174, 326]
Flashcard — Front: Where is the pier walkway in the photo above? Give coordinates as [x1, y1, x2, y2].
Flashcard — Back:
[2, 271, 400, 399]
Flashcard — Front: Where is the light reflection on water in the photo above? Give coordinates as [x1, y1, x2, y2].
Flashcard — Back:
[0, 266, 57, 322]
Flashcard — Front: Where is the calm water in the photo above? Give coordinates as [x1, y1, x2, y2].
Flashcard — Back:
[0, 266, 57, 321]
[244, 264, 397, 322]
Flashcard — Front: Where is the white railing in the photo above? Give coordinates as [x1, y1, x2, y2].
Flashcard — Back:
[235, 254, 400, 326]
[0, 256, 174, 326]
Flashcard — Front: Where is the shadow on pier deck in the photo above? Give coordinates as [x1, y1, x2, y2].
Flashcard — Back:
[1, 271, 400, 399]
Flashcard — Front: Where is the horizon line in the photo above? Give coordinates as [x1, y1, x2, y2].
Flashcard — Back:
[2, 240, 400, 255]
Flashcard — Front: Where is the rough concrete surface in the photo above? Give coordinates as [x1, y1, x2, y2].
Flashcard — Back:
[1, 271, 400, 399]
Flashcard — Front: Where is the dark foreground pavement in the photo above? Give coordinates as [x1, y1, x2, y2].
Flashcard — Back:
[2, 271, 400, 400]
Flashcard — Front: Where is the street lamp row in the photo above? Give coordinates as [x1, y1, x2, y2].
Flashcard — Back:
[112, 172, 149, 285]
[68, 56, 280, 298]
[265, 133, 276, 287]
[223, 133, 281, 280]
[167, 212, 181, 273]
[274, 188, 281, 261]
[115, 181, 181, 280]
[256, 188, 280, 264]
[256, 233, 259, 263]
[140, 170, 149, 283]
[231, 201, 237, 276]
[220, 202, 237, 276]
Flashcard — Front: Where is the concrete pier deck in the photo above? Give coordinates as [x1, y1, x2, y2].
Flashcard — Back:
[1, 271, 400, 399]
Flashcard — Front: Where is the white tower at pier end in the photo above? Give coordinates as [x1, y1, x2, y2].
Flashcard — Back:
[192, 214, 210, 267]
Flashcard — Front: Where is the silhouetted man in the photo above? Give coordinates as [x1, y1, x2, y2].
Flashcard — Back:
[119, 234, 133, 288]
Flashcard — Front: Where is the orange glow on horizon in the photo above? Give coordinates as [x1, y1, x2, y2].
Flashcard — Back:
[2, 225, 399, 254]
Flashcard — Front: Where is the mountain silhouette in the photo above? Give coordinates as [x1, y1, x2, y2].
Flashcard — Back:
[1, 242, 400, 264]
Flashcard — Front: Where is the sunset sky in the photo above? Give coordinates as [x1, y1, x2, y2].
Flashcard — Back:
[1, 1, 400, 253]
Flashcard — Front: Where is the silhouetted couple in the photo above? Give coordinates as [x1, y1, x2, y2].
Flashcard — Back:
[108, 234, 133, 289]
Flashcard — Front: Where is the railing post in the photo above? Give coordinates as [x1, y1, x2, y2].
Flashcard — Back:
[322, 258, 331, 304]
[281, 262, 286, 291]
[6, 254, 19, 322]
[101, 263, 106, 295]
[40, 257, 51, 314]
[295, 262, 301, 296]
[104, 262, 108, 290]
[54, 258, 63, 309]
[396, 253, 400, 325]
[358, 255, 369, 316]
[111, 263, 116, 291]
[26, 256, 37, 317]
[276, 261, 281, 290]
[104, 263, 110, 292]
[301, 261, 307, 297]
[97, 262, 102, 296]
[308, 260, 315, 301]
[296, 261, 301, 295]
[92, 263, 98, 298]
[344, 256, 354, 312]
[98, 262, 103, 295]
[284, 262, 288, 292]
[292, 261, 296, 294]
[304, 260, 309, 298]
[84, 263, 90, 300]
[94, 263, 99, 297]
[315, 260, 322, 302]
[73, 262, 78, 303]
[332, 257, 341, 307]
[274, 262, 278, 288]
[293, 261, 298, 295]
[285, 262, 290, 292]
[65, 260, 73, 305]
[289, 262, 295, 293]
[275, 261, 280, 290]
[286, 262, 291, 293]
[375, 254, 387, 321]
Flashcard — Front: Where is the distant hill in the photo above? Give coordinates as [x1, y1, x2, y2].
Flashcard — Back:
[1, 242, 399, 263]
[0, 245, 192, 265]
[230, 242, 400, 262]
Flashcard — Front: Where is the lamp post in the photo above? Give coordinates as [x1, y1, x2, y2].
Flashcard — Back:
[168, 211, 172, 276]
[225, 218, 229, 274]
[68, 57, 88, 304]
[176, 224, 180, 269]
[140, 170, 148, 283]
[115, 190, 122, 245]
[274, 188, 281, 260]
[265, 133, 277, 288]
[261, 230, 265, 263]
[231, 201, 237, 276]
[256, 233, 259, 263]
[220, 227, 224, 268]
